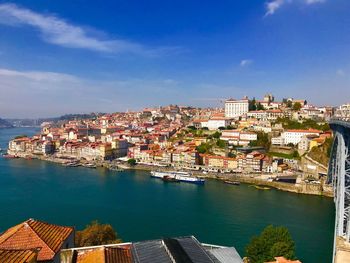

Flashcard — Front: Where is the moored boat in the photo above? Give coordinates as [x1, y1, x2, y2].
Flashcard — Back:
[64, 162, 80, 167]
[2, 154, 18, 158]
[224, 180, 240, 186]
[150, 171, 205, 185]
[82, 163, 96, 168]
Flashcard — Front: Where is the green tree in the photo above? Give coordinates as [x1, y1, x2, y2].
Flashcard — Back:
[249, 98, 257, 111]
[75, 220, 122, 247]
[216, 139, 226, 148]
[228, 152, 236, 158]
[196, 143, 211, 154]
[212, 131, 222, 139]
[249, 132, 270, 150]
[127, 158, 137, 166]
[292, 102, 302, 111]
[245, 225, 296, 263]
[256, 103, 264, 111]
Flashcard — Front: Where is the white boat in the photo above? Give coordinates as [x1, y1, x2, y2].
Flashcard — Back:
[150, 171, 205, 185]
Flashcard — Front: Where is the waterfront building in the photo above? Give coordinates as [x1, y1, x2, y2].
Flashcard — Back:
[225, 98, 249, 118]
[0, 219, 74, 263]
[201, 154, 238, 171]
[60, 236, 243, 263]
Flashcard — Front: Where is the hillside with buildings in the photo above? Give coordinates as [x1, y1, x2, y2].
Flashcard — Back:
[5, 95, 344, 188]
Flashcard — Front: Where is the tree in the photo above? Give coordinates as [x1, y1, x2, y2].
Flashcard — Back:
[249, 98, 257, 111]
[212, 131, 222, 139]
[196, 143, 211, 154]
[245, 225, 296, 263]
[249, 132, 270, 150]
[75, 220, 122, 247]
[292, 102, 302, 111]
[256, 103, 264, 111]
[228, 152, 236, 158]
[127, 158, 137, 166]
[216, 139, 226, 148]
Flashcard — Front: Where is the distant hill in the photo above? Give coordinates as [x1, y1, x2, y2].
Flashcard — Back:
[5, 113, 104, 127]
[0, 118, 13, 128]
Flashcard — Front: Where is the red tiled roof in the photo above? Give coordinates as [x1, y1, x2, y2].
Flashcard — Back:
[285, 129, 321, 133]
[0, 248, 38, 263]
[0, 219, 74, 261]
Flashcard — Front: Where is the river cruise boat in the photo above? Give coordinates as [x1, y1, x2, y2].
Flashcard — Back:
[150, 171, 205, 185]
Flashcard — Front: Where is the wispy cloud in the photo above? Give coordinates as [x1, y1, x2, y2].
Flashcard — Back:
[0, 68, 79, 82]
[305, 0, 325, 4]
[0, 3, 177, 56]
[265, 0, 326, 16]
[0, 67, 183, 117]
[265, 0, 285, 16]
[240, 59, 253, 67]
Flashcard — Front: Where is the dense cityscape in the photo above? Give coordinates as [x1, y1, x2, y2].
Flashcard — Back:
[1, 0, 350, 262]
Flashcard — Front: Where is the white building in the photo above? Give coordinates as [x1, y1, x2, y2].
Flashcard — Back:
[282, 129, 321, 145]
[206, 117, 230, 130]
[335, 103, 350, 120]
[220, 130, 257, 146]
[225, 98, 249, 118]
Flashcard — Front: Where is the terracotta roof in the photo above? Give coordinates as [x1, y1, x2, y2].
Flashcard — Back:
[0, 219, 74, 262]
[285, 129, 321, 133]
[0, 248, 38, 263]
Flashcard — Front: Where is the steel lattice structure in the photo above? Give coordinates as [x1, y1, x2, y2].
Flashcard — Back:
[328, 120, 350, 262]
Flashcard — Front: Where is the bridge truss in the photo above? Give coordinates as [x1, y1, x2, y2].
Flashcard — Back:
[328, 122, 350, 261]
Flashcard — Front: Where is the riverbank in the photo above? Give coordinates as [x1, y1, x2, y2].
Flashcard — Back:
[6, 150, 333, 198]
[129, 163, 333, 197]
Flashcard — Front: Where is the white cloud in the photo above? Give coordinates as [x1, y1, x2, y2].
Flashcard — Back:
[0, 68, 80, 82]
[0, 67, 183, 117]
[265, 0, 325, 16]
[265, 0, 285, 16]
[0, 3, 174, 56]
[305, 0, 325, 4]
[240, 59, 253, 67]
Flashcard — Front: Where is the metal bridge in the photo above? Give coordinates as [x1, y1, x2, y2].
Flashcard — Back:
[328, 119, 350, 262]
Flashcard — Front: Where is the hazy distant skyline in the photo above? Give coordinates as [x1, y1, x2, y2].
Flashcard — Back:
[0, 0, 349, 118]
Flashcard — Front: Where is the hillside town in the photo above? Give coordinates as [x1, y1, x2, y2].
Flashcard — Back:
[6, 95, 348, 193]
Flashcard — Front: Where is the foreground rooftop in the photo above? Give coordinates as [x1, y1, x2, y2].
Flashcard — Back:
[61, 236, 243, 263]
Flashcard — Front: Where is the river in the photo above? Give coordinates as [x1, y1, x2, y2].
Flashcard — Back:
[0, 127, 335, 262]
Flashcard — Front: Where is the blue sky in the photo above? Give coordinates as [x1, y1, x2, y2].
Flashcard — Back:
[0, 0, 349, 117]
